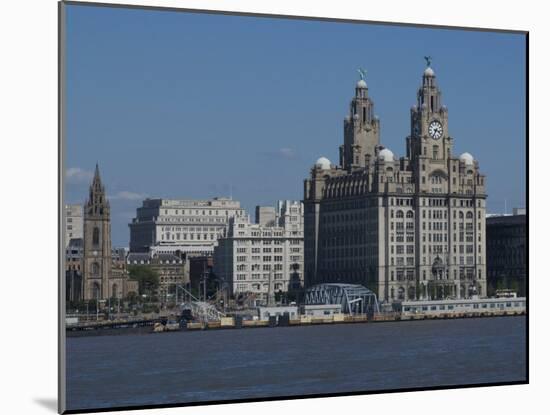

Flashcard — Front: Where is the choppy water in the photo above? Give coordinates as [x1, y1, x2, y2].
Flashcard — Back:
[66, 316, 526, 411]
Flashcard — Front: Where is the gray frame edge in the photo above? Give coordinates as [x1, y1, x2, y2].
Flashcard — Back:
[58, 1, 67, 413]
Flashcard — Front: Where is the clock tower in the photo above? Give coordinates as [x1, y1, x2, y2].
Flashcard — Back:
[82, 164, 112, 300]
[407, 59, 453, 164]
[339, 69, 380, 171]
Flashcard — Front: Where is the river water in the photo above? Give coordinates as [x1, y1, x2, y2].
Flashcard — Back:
[66, 316, 526, 411]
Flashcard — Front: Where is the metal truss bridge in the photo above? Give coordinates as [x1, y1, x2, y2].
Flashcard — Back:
[305, 283, 380, 315]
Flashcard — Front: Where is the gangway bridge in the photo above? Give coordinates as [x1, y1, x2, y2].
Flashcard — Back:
[174, 284, 226, 322]
[305, 283, 380, 315]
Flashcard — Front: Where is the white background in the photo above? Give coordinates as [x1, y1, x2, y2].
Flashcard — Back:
[0, 0, 544, 414]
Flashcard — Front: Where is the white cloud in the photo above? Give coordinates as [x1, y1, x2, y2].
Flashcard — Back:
[110, 191, 148, 201]
[264, 147, 297, 160]
[65, 167, 93, 183]
[278, 147, 296, 159]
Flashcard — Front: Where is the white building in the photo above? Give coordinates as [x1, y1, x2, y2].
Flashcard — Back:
[65, 204, 83, 247]
[129, 197, 246, 255]
[214, 201, 304, 304]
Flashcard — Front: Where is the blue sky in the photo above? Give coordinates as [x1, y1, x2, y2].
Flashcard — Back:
[64, 4, 526, 246]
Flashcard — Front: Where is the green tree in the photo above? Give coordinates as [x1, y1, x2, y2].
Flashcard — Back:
[125, 291, 138, 305]
[128, 265, 159, 298]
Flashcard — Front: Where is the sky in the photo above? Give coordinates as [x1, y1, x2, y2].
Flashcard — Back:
[64, 4, 526, 247]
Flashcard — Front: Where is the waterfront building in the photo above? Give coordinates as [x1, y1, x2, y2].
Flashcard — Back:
[255, 206, 276, 226]
[304, 63, 487, 302]
[66, 238, 83, 272]
[189, 255, 214, 295]
[66, 238, 83, 302]
[127, 252, 189, 303]
[213, 200, 304, 304]
[486, 211, 526, 296]
[395, 296, 526, 318]
[65, 204, 83, 247]
[300, 304, 342, 317]
[112, 247, 128, 262]
[257, 305, 299, 320]
[129, 197, 246, 255]
[81, 165, 138, 300]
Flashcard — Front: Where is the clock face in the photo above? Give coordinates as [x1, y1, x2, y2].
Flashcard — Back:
[429, 121, 443, 139]
[92, 250, 98, 256]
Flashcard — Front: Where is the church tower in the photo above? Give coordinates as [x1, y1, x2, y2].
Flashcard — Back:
[339, 70, 380, 171]
[407, 58, 452, 165]
[82, 164, 112, 300]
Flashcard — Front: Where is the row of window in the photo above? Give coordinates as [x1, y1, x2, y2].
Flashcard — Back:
[387, 255, 480, 266]
[235, 282, 286, 292]
[161, 226, 221, 232]
[392, 245, 415, 254]
[404, 302, 524, 313]
[237, 255, 285, 262]
[389, 268, 483, 281]
[162, 209, 243, 216]
[161, 233, 216, 241]
[236, 273, 288, 281]
[237, 263, 301, 271]
[236, 247, 301, 254]
[158, 217, 228, 224]
[323, 208, 482, 224]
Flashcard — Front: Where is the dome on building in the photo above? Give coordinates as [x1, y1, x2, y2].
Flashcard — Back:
[424, 66, 435, 77]
[459, 152, 474, 165]
[356, 79, 367, 89]
[378, 148, 394, 162]
[315, 157, 331, 170]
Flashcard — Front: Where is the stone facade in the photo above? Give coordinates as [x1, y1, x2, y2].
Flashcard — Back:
[129, 198, 246, 255]
[255, 206, 276, 226]
[64, 204, 83, 247]
[214, 201, 304, 304]
[304, 65, 487, 302]
[127, 252, 190, 303]
[82, 165, 138, 300]
[65, 238, 83, 302]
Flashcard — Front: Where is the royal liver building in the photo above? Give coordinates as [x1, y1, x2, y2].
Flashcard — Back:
[304, 62, 487, 302]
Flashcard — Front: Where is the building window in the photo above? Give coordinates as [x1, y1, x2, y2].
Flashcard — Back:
[92, 227, 99, 246]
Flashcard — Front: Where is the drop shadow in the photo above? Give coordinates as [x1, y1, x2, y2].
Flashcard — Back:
[34, 398, 57, 413]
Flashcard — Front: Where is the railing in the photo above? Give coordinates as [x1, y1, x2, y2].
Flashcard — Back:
[175, 284, 226, 322]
